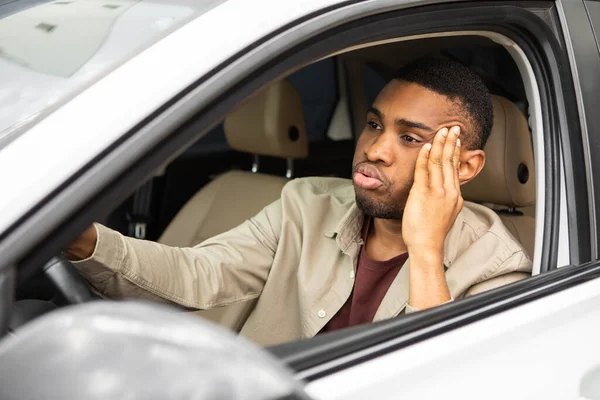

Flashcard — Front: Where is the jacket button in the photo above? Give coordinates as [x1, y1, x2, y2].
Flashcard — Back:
[317, 309, 326, 318]
[349, 270, 355, 279]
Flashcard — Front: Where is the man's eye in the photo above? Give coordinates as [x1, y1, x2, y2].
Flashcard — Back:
[401, 135, 420, 143]
[367, 121, 382, 130]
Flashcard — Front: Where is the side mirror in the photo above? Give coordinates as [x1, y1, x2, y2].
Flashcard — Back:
[0, 301, 312, 400]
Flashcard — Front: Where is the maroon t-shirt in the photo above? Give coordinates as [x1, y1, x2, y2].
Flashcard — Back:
[320, 218, 408, 333]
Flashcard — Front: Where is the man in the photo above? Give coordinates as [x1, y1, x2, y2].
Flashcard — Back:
[66, 58, 532, 346]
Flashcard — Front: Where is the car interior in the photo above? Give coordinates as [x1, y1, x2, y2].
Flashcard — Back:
[15, 34, 538, 339]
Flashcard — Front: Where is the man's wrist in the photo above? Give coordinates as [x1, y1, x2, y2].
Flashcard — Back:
[407, 248, 451, 310]
[407, 246, 444, 269]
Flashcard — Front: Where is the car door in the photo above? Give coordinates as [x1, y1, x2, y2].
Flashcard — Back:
[290, 1, 600, 399]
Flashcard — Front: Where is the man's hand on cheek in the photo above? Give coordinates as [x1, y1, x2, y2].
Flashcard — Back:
[402, 125, 463, 310]
[403, 125, 463, 253]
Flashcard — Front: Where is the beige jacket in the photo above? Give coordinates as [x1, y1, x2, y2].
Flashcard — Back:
[74, 177, 532, 347]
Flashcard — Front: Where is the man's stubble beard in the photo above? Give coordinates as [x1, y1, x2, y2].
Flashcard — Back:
[354, 181, 412, 220]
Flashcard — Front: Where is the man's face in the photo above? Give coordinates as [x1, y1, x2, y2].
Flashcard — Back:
[352, 80, 471, 219]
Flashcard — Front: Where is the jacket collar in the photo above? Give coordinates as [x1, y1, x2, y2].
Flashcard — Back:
[324, 203, 364, 259]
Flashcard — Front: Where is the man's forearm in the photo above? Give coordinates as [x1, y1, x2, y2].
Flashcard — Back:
[68, 217, 277, 309]
[407, 248, 451, 310]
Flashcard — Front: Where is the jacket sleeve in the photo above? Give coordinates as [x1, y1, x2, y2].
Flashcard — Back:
[463, 271, 530, 297]
[72, 199, 282, 309]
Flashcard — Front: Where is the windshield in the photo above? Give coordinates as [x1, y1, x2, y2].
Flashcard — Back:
[0, 0, 227, 146]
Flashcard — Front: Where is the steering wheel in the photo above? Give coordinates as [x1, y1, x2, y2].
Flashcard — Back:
[42, 256, 100, 304]
[7, 257, 99, 334]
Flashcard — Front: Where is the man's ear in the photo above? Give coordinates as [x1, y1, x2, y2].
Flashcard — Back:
[458, 149, 485, 185]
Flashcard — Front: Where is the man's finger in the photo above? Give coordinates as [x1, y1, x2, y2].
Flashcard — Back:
[453, 137, 461, 189]
[442, 126, 460, 190]
[413, 142, 432, 187]
[428, 127, 448, 188]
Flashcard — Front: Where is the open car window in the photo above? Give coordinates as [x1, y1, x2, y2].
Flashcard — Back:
[15, 28, 557, 336]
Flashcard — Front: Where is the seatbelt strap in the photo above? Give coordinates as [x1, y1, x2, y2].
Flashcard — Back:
[127, 179, 154, 239]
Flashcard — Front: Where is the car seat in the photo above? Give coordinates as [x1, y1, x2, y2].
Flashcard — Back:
[158, 80, 308, 329]
[462, 95, 536, 258]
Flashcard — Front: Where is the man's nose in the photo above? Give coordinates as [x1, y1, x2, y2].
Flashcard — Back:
[365, 131, 394, 166]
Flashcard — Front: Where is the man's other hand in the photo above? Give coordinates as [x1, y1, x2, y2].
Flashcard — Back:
[64, 225, 97, 261]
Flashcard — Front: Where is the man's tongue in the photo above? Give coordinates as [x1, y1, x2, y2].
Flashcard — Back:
[353, 172, 382, 189]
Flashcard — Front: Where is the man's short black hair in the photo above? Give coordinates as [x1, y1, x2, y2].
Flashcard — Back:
[394, 57, 493, 150]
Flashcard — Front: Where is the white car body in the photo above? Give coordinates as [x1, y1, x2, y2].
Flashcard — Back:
[1, 0, 599, 399]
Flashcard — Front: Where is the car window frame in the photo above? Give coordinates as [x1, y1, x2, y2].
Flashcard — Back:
[0, 0, 591, 379]
[559, 0, 600, 259]
[265, 3, 590, 378]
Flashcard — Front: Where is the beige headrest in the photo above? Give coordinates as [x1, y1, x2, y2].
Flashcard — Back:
[223, 80, 308, 159]
[461, 95, 535, 208]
